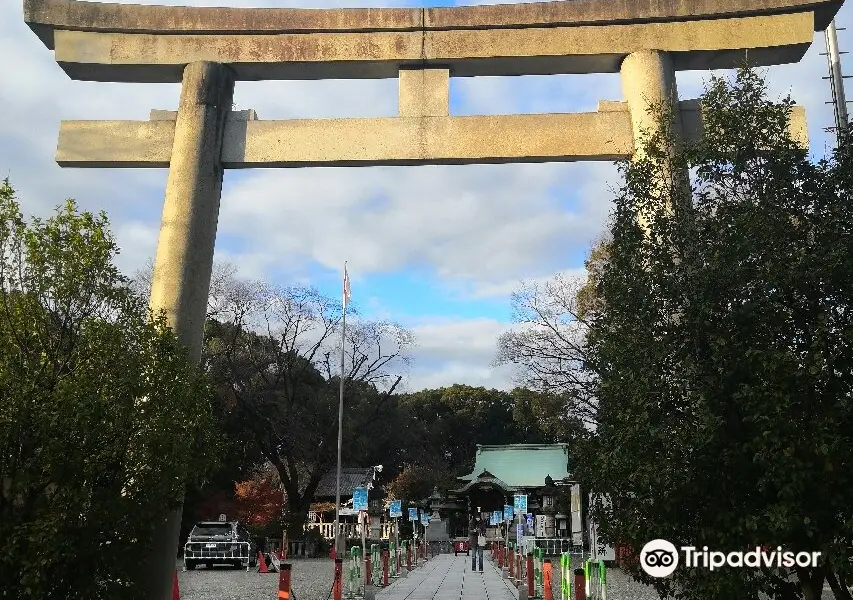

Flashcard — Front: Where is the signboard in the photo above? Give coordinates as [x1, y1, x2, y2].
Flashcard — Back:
[421, 513, 430, 525]
[491, 511, 501, 526]
[571, 484, 583, 545]
[514, 494, 527, 514]
[389, 500, 402, 518]
[588, 493, 616, 561]
[408, 507, 418, 521]
[218, 514, 226, 522]
[504, 505, 514, 522]
[535, 514, 547, 537]
[526, 513, 534, 531]
[353, 487, 368, 512]
[516, 524, 524, 540]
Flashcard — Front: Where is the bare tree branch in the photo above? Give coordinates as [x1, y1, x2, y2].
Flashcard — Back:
[494, 272, 599, 425]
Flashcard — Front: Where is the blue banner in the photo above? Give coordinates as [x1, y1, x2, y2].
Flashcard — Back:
[353, 487, 368, 512]
[504, 505, 513, 522]
[491, 511, 501, 525]
[421, 513, 430, 525]
[389, 500, 402, 518]
[514, 494, 527, 514]
[408, 507, 418, 521]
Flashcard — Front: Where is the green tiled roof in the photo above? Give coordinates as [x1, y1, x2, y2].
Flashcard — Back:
[458, 444, 571, 488]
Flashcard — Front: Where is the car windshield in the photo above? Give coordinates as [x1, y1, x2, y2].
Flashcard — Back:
[192, 524, 231, 537]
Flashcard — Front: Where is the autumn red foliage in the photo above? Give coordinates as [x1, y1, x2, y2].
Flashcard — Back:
[234, 468, 284, 528]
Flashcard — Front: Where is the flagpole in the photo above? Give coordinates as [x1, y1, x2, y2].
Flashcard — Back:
[334, 262, 348, 556]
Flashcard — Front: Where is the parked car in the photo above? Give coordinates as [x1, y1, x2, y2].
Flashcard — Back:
[453, 539, 470, 556]
[183, 521, 256, 570]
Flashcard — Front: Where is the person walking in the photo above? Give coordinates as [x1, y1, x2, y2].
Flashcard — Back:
[469, 516, 485, 572]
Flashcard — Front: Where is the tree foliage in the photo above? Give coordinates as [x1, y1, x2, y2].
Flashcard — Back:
[234, 463, 284, 529]
[388, 384, 583, 498]
[198, 272, 414, 536]
[577, 69, 853, 600]
[0, 181, 218, 599]
[386, 463, 454, 503]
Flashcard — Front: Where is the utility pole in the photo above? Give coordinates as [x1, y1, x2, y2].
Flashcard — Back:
[822, 19, 850, 143]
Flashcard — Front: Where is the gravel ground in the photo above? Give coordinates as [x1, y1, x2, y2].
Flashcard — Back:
[176, 554, 843, 600]
[177, 558, 338, 600]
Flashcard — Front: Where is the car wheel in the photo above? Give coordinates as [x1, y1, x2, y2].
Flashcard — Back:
[185, 561, 196, 571]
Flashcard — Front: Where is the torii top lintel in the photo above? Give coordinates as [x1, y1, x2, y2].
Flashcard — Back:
[24, 0, 844, 82]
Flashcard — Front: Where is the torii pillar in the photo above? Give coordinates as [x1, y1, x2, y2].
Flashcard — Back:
[145, 60, 234, 600]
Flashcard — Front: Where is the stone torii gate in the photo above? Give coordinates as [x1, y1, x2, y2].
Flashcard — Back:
[23, 0, 843, 598]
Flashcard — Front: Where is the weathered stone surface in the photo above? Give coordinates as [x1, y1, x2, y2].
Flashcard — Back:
[150, 108, 258, 121]
[50, 12, 815, 82]
[56, 101, 808, 169]
[399, 68, 449, 118]
[24, 0, 843, 50]
[57, 111, 634, 167]
[621, 50, 682, 156]
[149, 60, 234, 361]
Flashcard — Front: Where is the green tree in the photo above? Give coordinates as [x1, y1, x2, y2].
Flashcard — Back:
[509, 387, 584, 443]
[0, 181, 217, 599]
[201, 278, 413, 539]
[578, 69, 853, 600]
[575, 237, 611, 320]
[396, 385, 519, 473]
[389, 384, 577, 497]
[386, 463, 456, 503]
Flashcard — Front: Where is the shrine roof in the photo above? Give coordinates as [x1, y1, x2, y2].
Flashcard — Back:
[457, 444, 572, 489]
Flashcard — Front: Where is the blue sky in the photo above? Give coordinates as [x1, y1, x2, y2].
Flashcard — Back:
[1, 0, 851, 391]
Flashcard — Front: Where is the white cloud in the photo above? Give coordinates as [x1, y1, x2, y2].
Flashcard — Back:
[455, 266, 588, 300]
[112, 220, 160, 275]
[2, 0, 850, 392]
[402, 316, 516, 391]
[218, 159, 612, 299]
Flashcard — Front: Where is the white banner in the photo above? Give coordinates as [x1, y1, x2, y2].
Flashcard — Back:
[571, 484, 583, 545]
[535, 514, 547, 537]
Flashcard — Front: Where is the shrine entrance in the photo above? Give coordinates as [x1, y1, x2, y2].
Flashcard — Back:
[22, 0, 834, 597]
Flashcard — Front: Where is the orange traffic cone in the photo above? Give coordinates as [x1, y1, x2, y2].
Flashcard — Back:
[258, 551, 269, 573]
[172, 569, 180, 600]
[278, 563, 292, 600]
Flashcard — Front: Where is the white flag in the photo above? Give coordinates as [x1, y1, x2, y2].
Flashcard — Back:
[343, 263, 351, 305]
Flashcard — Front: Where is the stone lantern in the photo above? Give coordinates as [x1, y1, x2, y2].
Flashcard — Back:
[428, 487, 443, 520]
[541, 475, 558, 537]
[425, 487, 450, 542]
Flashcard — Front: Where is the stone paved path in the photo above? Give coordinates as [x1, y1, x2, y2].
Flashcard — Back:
[376, 553, 517, 600]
